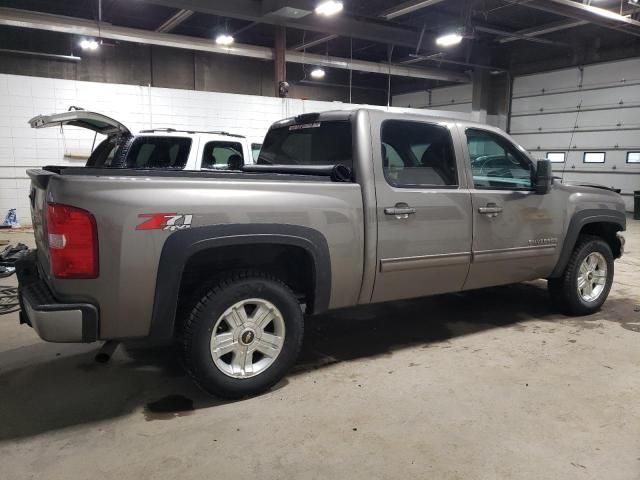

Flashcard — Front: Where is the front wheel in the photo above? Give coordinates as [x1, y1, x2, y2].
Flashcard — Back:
[181, 271, 304, 399]
[548, 235, 614, 316]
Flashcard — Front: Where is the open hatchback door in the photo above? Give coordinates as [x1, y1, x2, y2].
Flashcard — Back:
[29, 110, 131, 137]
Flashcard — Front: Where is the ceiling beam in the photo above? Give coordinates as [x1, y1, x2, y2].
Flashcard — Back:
[400, 53, 507, 71]
[292, 0, 446, 52]
[292, 34, 338, 51]
[232, 21, 259, 36]
[0, 7, 469, 83]
[499, 4, 640, 44]
[506, 0, 640, 37]
[474, 25, 570, 46]
[379, 0, 448, 20]
[140, 0, 430, 50]
[156, 8, 193, 33]
[498, 18, 585, 44]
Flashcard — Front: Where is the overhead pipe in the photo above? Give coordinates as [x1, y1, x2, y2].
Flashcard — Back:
[0, 48, 81, 61]
[156, 9, 194, 33]
[0, 7, 469, 83]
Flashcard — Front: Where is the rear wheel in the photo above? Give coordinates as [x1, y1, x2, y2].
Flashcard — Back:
[181, 270, 303, 399]
[548, 235, 614, 316]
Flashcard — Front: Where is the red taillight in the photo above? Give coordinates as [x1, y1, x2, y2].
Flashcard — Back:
[47, 203, 98, 279]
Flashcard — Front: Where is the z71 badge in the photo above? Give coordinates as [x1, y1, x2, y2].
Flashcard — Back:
[136, 213, 193, 231]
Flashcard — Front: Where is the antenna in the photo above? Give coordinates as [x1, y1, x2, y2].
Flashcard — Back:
[561, 99, 583, 183]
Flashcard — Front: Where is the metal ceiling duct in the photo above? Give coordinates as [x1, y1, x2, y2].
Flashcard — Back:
[0, 7, 469, 83]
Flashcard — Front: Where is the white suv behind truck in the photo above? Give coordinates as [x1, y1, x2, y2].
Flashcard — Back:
[29, 109, 260, 171]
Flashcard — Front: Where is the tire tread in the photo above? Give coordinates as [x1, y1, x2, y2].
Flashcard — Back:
[181, 269, 302, 398]
[548, 234, 613, 316]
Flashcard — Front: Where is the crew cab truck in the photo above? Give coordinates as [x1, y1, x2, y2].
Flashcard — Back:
[29, 109, 258, 170]
[18, 109, 626, 398]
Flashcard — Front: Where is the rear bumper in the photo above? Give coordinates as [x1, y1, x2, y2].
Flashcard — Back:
[16, 251, 98, 343]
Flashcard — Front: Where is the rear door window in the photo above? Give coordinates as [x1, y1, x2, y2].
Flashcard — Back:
[201, 141, 244, 170]
[258, 121, 352, 169]
[124, 136, 192, 169]
[381, 120, 458, 187]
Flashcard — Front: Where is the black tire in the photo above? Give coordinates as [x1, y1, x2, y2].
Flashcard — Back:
[548, 235, 614, 316]
[181, 270, 303, 399]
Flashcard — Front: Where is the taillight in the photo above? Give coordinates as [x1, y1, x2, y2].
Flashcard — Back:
[47, 203, 98, 279]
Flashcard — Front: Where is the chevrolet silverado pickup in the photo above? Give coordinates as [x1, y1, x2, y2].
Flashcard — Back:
[18, 109, 626, 398]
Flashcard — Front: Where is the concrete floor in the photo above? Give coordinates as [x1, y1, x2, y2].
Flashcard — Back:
[1, 219, 639, 480]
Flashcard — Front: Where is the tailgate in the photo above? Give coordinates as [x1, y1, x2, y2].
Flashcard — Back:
[26, 169, 56, 273]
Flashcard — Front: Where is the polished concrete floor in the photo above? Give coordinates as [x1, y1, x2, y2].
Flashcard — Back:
[1, 218, 639, 480]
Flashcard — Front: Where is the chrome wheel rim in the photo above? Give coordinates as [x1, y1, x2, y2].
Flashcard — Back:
[577, 252, 607, 302]
[210, 298, 286, 379]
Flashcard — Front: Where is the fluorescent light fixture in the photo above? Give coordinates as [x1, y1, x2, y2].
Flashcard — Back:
[215, 34, 234, 46]
[310, 67, 326, 79]
[315, 0, 344, 16]
[79, 39, 99, 51]
[586, 4, 630, 21]
[436, 32, 463, 47]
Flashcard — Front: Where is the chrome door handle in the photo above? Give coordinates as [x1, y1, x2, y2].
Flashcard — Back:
[478, 203, 503, 217]
[384, 206, 416, 217]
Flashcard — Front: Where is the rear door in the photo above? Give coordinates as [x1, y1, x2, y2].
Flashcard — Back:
[371, 118, 473, 303]
[29, 110, 131, 136]
[462, 127, 563, 289]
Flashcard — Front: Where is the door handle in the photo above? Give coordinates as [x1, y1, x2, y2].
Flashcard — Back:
[384, 204, 416, 218]
[478, 203, 503, 217]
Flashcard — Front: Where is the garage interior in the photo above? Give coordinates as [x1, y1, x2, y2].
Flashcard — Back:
[0, 0, 639, 478]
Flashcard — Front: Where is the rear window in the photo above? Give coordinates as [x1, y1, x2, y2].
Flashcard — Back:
[258, 121, 352, 169]
[86, 137, 124, 167]
[125, 136, 192, 169]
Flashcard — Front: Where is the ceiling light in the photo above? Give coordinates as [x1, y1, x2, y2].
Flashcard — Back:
[436, 32, 463, 47]
[79, 39, 99, 51]
[315, 0, 344, 16]
[215, 34, 234, 46]
[310, 67, 326, 79]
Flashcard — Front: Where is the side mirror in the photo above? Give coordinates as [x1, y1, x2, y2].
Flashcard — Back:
[535, 159, 553, 195]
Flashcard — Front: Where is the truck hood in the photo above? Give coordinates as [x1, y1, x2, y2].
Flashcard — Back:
[29, 110, 131, 137]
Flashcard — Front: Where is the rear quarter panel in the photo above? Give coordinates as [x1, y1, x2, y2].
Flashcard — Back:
[45, 175, 364, 339]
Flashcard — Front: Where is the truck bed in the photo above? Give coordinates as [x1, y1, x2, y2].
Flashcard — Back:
[27, 166, 365, 340]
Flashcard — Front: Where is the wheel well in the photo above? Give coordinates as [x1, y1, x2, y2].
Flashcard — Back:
[176, 243, 316, 321]
[579, 222, 623, 258]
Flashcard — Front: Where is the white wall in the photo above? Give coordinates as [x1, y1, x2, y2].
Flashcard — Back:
[392, 83, 508, 129]
[510, 58, 640, 212]
[392, 84, 473, 113]
[0, 73, 475, 225]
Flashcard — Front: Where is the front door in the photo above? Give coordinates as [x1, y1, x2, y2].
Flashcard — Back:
[462, 128, 563, 290]
[371, 118, 473, 303]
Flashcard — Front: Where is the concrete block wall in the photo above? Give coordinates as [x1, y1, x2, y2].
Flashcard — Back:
[392, 84, 473, 113]
[0, 73, 473, 225]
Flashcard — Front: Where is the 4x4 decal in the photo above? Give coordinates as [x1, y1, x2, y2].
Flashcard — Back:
[136, 213, 193, 231]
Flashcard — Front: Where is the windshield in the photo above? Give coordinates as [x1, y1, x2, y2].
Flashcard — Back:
[258, 121, 352, 169]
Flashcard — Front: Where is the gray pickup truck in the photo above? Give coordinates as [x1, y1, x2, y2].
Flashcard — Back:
[18, 109, 626, 398]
